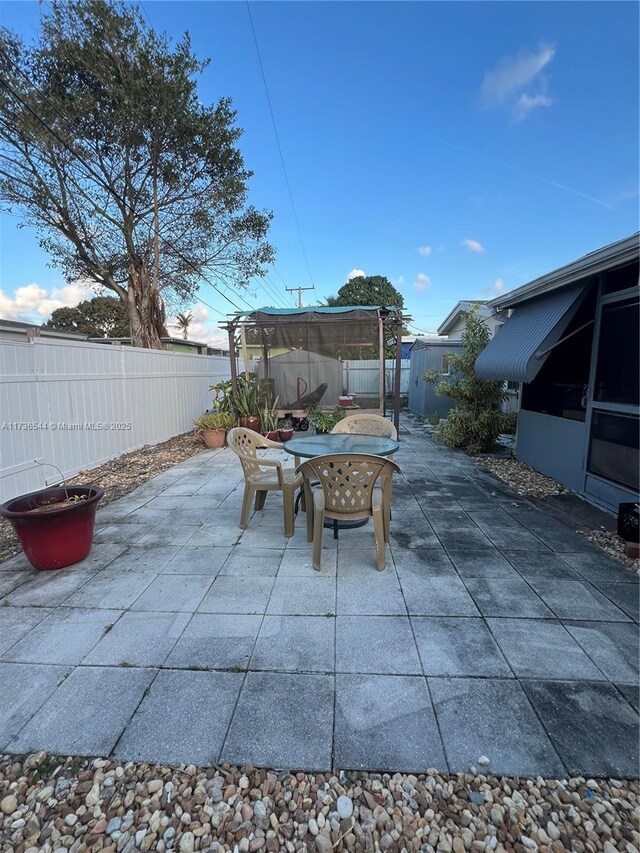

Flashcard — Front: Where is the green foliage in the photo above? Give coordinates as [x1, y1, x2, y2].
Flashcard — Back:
[427, 411, 440, 427]
[305, 404, 345, 433]
[502, 410, 518, 435]
[44, 296, 129, 338]
[260, 397, 279, 432]
[194, 411, 235, 431]
[0, 0, 274, 348]
[210, 379, 234, 413]
[326, 275, 404, 309]
[175, 312, 194, 340]
[231, 376, 262, 416]
[423, 308, 509, 454]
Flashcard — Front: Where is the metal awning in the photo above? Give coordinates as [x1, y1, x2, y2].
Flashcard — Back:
[475, 285, 586, 383]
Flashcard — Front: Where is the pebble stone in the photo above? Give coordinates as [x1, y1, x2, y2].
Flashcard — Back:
[0, 752, 637, 853]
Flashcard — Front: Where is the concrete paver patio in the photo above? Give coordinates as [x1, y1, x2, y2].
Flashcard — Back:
[0, 417, 638, 777]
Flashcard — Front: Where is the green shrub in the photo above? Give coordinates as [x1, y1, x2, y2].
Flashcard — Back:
[428, 411, 440, 427]
[194, 412, 235, 431]
[423, 308, 509, 454]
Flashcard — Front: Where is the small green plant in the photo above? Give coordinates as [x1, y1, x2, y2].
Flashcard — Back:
[305, 404, 345, 433]
[231, 377, 262, 417]
[428, 411, 440, 427]
[260, 397, 280, 432]
[1, 599, 10, 607]
[209, 379, 234, 414]
[118, 660, 134, 668]
[194, 412, 235, 431]
[423, 308, 509, 454]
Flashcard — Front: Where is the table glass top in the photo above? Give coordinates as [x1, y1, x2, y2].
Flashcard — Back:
[283, 432, 399, 459]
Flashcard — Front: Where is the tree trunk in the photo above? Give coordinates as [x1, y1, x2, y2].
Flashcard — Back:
[126, 260, 168, 349]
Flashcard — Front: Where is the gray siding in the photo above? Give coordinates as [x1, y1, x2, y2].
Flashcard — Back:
[408, 343, 461, 419]
[516, 410, 586, 492]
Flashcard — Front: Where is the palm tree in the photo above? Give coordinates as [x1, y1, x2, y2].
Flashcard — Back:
[176, 311, 194, 340]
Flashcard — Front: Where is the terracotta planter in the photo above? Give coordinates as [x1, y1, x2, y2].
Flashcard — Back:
[238, 415, 261, 433]
[200, 428, 226, 449]
[278, 428, 294, 442]
[0, 485, 104, 570]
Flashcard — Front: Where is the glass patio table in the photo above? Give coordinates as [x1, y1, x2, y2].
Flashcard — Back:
[283, 432, 399, 459]
[283, 433, 399, 533]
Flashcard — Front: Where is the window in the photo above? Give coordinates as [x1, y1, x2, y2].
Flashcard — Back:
[588, 411, 639, 492]
[601, 261, 639, 296]
[594, 296, 639, 406]
[521, 285, 596, 421]
[441, 354, 449, 374]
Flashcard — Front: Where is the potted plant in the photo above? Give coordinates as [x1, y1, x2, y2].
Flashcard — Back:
[260, 398, 280, 442]
[0, 469, 104, 570]
[307, 405, 345, 435]
[231, 377, 262, 433]
[194, 411, 235, 449]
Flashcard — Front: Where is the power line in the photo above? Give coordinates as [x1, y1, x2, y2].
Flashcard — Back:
[286, 285, 314, 308]
[0, 47, 258, 321]
[246, 1, 316, 289]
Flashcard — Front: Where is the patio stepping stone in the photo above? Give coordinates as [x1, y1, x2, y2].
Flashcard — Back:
[336, 615, 422, 675]
[1, 607, 119, 665]
[337, 574, 406, 616]
[334, 673, 446, 771]
[64, 570, 157, 610]
[400, 576, 479, 617]
[0, 606, 52, 656]
[266, 577, 336, 616]
[83, 611, 191, 666]
[3, 567, 102, 608]
[251, 615, 335, 673]
[130, 574, 213, 613]
[487, 618, 606, 681]
[278, 548, 337, 576]
[114, 669, 243, 766]
[522, 680, 640, 778]
[564, 621, 639, 684]
[447, 550, 520, 579]
[198, 576, 275, 615]
[429, 677, 565, 777]
[393, 549, 458, 578]
[434, 528, 495, 552]
[165, 613, 262, 670]
[220, 671, 334, 770]
[413, 617, 511, 677]
[218, 547, 284, 577]
[0, 663, 70, 749]
[501, 551, 585, 582]
[162, 545, 233, 576]
[9, 665, 155, 756]
[463, 578, 552, 619]
[561, 551, 639, 584]
[103, 545, 181, 574]
[526, 579, 630, 622]
[593, 582, 640, 622]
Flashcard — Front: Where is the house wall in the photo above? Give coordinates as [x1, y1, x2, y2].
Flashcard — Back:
[0, 337, 231, 502]
[408, 344, 462, 419]
[516, 410, 586, 492]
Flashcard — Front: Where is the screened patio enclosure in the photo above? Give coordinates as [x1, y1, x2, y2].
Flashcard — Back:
[223, 306, 408, 432]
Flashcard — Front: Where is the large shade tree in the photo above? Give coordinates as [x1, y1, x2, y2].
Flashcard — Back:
[44, 295, 129, 337]
[326, 275, 404, 310]
[0, 0, 274, 348]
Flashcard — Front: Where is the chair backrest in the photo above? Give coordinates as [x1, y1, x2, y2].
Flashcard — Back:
[331, 414, 398, 440]
[298, 453, 400, 518]
[227, 427, 271, 479]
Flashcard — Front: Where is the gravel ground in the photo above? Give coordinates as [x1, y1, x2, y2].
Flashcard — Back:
[0, 753, 638, 853]
[0, 432, 204, 565]
[473, 456, 638, 574]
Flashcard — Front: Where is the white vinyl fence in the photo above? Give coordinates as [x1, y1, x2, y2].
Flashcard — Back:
[0, 338, 231, 502]
[343, 359, 410, 396]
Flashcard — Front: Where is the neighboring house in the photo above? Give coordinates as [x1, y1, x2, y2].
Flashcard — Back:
[437, 300, 503, 339]
[91, 336, 217, 355]
[475, 232, 639, 512]
[408, 337, 462, 420]
[0, 318, 88, 342]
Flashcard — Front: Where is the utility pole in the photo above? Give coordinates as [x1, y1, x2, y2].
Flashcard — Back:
[286, 285, 315, 308]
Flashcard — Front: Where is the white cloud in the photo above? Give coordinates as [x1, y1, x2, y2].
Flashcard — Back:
[417, 246, 432, 257]
[513, 93, 553, 122]
[392, 275, 405, 287]
[481, 43, 555, 106]
[347, 268, 366, 280]
[461, 238, 485, 254]
[0, 282, 97, 321]
[167, 305, 226, 346]
[413, 273, 431, 292]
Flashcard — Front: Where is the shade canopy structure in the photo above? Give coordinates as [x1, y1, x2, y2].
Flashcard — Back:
[475, 286, 586, 383]
[222, 306, 409, 433]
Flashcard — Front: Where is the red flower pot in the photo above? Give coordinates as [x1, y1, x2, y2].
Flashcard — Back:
[238, 415, 261, 433]
[278, 428, 294, 442]
[0, 485, 104, 570]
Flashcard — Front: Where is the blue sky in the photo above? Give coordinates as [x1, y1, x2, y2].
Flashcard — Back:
[0, 0, 638, 343]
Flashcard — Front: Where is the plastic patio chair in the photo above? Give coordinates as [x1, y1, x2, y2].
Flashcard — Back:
[331, 413, 398, 440]
[227, 427, 302, 537]
[331, 414, 398, 534]
[296, 453, 400, 571]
